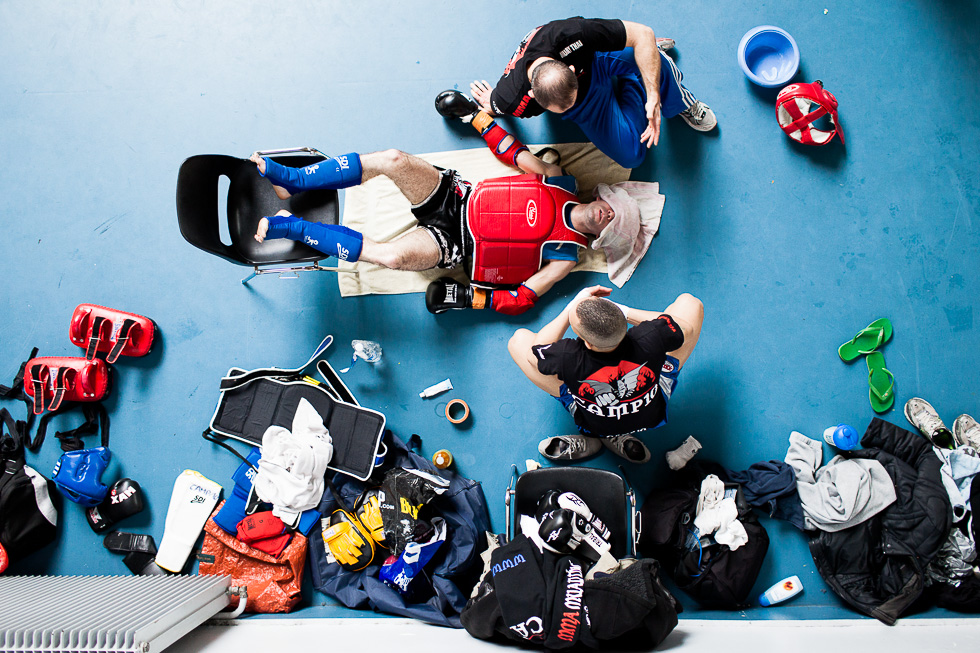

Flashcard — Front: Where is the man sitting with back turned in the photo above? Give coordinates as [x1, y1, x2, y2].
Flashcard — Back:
[250, 97, 616, 316]
[508, 286, 703, 463]
[467, 16, 716, 168]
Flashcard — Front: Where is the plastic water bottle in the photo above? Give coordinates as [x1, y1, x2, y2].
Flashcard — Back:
[352, 340, 382, 363]
[340, 340, 383, 373]
[823, 424, 859, 450]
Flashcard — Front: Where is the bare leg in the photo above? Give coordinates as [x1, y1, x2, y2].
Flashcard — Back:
[662, 293, 704, 369]
[358, 228, 441, 271]
[508, 328, 564, 397]
[358, 150, 442, 205]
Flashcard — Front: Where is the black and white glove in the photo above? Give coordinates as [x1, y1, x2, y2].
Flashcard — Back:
[425, 277, 474, 314]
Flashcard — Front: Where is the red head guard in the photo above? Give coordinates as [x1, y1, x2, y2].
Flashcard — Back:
[776, 81, 844, 146]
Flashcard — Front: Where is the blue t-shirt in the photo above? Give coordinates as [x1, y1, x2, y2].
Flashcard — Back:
[541, 174, 582, 262]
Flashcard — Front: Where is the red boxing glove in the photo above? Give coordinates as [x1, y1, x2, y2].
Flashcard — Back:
[480, 121, 529, 168]
[491, 284, 538, 315]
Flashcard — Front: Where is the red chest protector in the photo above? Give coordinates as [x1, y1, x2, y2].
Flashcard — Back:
[466, 174, 588, 286]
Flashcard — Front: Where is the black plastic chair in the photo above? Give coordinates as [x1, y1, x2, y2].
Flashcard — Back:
[505, 465, 639, 559]
[176, 148, 352, 283]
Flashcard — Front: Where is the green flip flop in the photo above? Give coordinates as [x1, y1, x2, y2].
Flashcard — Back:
[839, 318, 893, 362]
[866, 351, 895, 413]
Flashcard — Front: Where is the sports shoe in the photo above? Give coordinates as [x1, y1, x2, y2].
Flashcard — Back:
[953, 414, 980, 450]
[656, 37, 676, 51]
[678, 100, 718, 132]
[434, 90, 480, 123]
[904, 397, 955, 449]
[538, 435, 602, 462]
[601, 435, 651, 464]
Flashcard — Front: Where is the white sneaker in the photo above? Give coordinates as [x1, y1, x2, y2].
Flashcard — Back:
[678, 100, 717, 132]
[656, 37, 676, 51]
[904, 397, 955, 449]
[953, 414, 980, 449]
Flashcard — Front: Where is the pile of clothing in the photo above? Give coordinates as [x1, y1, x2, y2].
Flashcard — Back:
[794, 418, 980, 624]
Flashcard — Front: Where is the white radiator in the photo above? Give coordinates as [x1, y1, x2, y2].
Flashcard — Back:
[0, 575, 232, 653]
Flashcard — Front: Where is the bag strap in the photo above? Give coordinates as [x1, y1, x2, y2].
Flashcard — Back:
[34, 402, 109, 452]
[0, 408, 25, 459]
[201, 429, 257, 470]
[106, 319, 140, 364]
[219, 335, 333, 392]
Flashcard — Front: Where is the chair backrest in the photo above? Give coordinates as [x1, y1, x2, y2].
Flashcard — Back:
[176, 154, 341, 266]
[513, 466, 631, 559]
[176, 154, 247, 264]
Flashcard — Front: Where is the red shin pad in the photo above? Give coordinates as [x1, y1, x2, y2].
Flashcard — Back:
[24, 357, 110, 415]
[70, 304, 155, 363]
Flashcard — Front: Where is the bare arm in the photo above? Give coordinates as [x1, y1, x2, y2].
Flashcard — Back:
[530, 285, 611, 348]
[523, 259, 577, 299]
[622, 20, 662, 147]
[515, 148, 564, 177]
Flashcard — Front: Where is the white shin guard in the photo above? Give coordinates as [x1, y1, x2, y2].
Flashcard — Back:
[155, 470, 222, 573]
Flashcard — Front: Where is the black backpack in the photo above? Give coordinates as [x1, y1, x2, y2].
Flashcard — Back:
[0, 408, 59, 568]
[639, 475, 769, 609]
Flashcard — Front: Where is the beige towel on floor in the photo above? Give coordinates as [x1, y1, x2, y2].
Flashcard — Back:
[337, 143, 630, 297]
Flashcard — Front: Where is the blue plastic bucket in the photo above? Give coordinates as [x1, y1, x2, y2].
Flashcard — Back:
[738, 25, 800, 88]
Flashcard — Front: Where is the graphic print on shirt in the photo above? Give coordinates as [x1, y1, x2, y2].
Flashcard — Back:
[575, 360, 659, 419]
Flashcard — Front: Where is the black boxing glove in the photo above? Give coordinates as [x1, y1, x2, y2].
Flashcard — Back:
[535, 489, 563, 523]
[425, 277, 488, 314]
[538, 507, 591, 555]
[87, 478, 145, 533]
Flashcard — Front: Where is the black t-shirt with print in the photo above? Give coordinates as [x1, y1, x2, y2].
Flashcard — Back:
[490, 17, 627, 118]
[532, 316, 684, 435]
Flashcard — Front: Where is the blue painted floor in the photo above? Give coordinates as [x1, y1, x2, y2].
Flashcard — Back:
[2, 0, 978, 623]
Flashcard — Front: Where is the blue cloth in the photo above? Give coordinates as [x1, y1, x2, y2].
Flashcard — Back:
[562, 50, 695, 168]
[724, 460, 806, 530]
[260, 153, 362, 192]
[265, 215, 363, 262]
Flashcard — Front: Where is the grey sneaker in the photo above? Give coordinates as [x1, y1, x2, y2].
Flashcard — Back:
[953, 414, 980, 449]
[538, 435, 602, 462]
[678, 100, 717, 132]
[601, 435, 651, 464]
[656, 37, 676, 51]
[904, 397, 955, 449]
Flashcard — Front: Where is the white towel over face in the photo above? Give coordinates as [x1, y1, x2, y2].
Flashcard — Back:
[592, 182, 665, 287]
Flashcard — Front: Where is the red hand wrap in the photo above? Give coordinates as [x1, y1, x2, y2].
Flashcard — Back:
[491, 284, 538, 316]
[480, 121, 529, 168]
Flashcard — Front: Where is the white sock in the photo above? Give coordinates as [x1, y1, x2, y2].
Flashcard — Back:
[666, 435, 702, 470]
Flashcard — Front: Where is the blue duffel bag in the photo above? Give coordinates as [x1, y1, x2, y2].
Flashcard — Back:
[308, 432, 491, 627]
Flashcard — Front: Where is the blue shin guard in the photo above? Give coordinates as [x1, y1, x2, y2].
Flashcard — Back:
[265, 215, 364, 262]
[260, 153, 362, 192]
